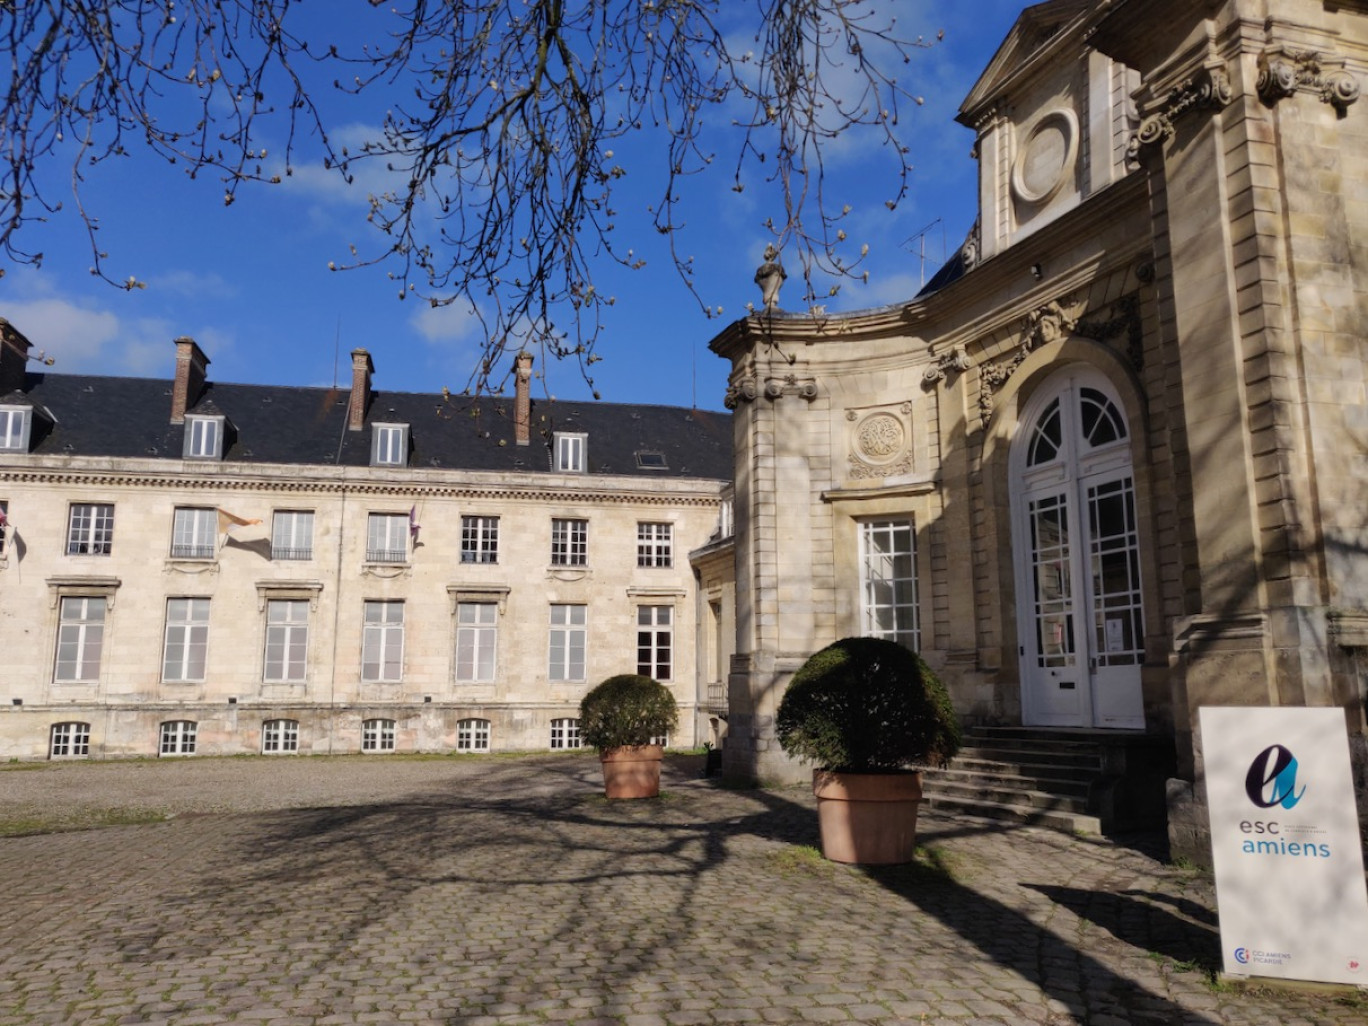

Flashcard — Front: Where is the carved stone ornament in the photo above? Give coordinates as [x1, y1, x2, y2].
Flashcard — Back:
[1073, 294, 1144, 372]
[922, 343, 973, 385]
[1127, 66, 1234, 158]
[726, 374, 817, 408]
[847, 407, 914, 480]
[1258, 50, 1360, 112]
[961, 220, 981, 271]
[977, 300, 1078, 419]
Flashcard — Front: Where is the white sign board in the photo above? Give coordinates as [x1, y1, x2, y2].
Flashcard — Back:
[1201, 706, 1368, 985]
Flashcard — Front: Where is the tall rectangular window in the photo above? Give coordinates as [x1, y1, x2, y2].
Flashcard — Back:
[163, 598, 210, 682]
[550, 518, 588, 566]
[55, 597, 105, 682]
[548, 604, 587, 682]
[271, 510, 314, 561]
[460, 516, 499, 564]
[66, 503, 114, 555]
[636, 522, 673, 568]
[264, 600, 309, 682]
[170, 507, 217, 559]
[366, 512, 408, 563]
[636, 605, 673, 681]
[860, 519, 919, 651]
[362, 601, 405, 682]
[371, 424, 408, 466]
[455, 602, 497, 682]
[554, 432, 586, 472]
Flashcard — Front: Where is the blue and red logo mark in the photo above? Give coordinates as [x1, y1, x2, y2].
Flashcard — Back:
[1234, 947, 1250, 965]
[1245, 744, 1305, 810]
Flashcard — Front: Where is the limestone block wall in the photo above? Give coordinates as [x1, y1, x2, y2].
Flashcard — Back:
[0, 458, 724, 759]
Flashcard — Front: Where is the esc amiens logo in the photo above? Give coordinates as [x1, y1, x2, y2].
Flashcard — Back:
[1245, 744, 1305, 810]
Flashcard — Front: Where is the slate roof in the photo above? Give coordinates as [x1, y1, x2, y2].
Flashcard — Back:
[9, 371, 734, 482]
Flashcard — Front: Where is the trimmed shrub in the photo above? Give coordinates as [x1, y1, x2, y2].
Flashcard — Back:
[776, 637, 961, 772]
[579, 674, 679, 752]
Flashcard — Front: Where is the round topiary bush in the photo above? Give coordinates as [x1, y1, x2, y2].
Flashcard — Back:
[579, 674, 679, 752]
[776, 637, 961, 772]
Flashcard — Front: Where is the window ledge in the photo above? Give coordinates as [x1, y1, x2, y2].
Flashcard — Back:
[46, 575, 122, 609]
[361, 562, 411, 580]
[547, 566, 591, 582]
[254, 579, 324, 611]
[446, 584, 510, 615]
[164, 558, 221, 576]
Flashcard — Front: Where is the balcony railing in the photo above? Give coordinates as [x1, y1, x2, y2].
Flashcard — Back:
[169, 543, 215, 559]
[271, 547, 313, 561]
[366, 548, 408, 564]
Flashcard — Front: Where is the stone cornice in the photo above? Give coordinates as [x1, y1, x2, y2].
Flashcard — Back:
[0, 465, 726, 507]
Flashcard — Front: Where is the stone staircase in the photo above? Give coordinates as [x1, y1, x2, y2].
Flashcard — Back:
[920, 727, 1115, 834]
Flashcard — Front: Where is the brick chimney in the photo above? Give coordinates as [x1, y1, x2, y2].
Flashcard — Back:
[170, 336, 210, 424]
[348, 348, 374, 431]
[514, 351, 533, 446]
[0, 318, 33, 395]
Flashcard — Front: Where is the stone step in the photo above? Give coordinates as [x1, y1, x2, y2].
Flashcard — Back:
[922, 775, 1093, 813]
[931, 766, 1092, 798]
[921, 791, 1104, 834]
[954, 746, 1104, 771]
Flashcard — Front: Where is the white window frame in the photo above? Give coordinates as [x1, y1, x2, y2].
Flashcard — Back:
[262, 718, 300, 754]
[859, 519, 920, 652]
[362, 718, 396, 752]
[550, 718, 581, 750]
[264, 599, 309, 683]
[457, 718, 491, 753]
[460, 515, 499, 564]
[54, 596, 106, 682]
[163, 597, 210, 683]
[66, 503, 114, 556]
[0, 406, 31, 452]
[366, 512, 408, 564]
[636, 522, 673, 568]
[371, 423, 409, 467]
[170, 507, 217, 559]
[636, 605, 673, 681]
[362, 600, 405, 683]
[455, 602, 498, 683]
[271, 510, 314, 561]
[550, 518, 588, 567]
[554, 432, 586, 473]
[548, 604, 587, 682]
[159, 720, 197, 756]
[183, 415, 223, 459]
[50, 722, 91, 758]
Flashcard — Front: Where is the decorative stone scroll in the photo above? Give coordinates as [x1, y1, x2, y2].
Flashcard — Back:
[1073, 294, 1144, 372]
[724, 374, 818, 409]
[1127, 66, 1234, 158]
[922, 344, 972, 386]
[1258, 49, 1360, 112]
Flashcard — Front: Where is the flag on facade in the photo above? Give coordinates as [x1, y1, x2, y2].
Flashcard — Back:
[216, 508, 265, 548]
[409, 504, 421, 544]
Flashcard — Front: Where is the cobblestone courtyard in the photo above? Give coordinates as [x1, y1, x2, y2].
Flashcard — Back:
[1, 753, 1365, 1026]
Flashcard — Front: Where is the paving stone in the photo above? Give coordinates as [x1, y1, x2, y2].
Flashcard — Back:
[2, 756, 1367, 1026]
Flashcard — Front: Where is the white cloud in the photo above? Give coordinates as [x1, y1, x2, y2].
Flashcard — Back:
[410, 300, 482, 347]
[2, 296, 121, 371]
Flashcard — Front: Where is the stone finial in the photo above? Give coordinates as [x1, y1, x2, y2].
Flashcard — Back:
[754, 244, 787, 312]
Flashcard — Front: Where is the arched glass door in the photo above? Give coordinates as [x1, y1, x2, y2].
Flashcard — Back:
[1012, 373, 1145, 729]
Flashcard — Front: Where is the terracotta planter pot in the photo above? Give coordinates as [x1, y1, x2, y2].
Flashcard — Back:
[599, 744, 665, 798]
[812, 769, 923, 865]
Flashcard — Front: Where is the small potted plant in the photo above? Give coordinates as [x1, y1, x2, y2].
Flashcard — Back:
[776, 637, 961, 864]
[579, 674, 679, 798]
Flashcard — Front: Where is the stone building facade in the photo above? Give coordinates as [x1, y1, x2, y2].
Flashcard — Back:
[710, 0, 1368, 860]
[0, 326, 732, 760]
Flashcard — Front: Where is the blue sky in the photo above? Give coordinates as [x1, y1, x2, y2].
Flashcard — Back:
[3, 2, 1027, 411]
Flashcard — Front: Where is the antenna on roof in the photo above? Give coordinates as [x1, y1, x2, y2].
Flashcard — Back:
[332, 316, 341, 389]
[904, 218, 945, 289]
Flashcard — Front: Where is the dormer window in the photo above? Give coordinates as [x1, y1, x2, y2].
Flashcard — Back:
[554, 431, 586, 473]
[184, 415, 223, 460]
[0, 406, 31, 453]
[372, 423, 409, 467]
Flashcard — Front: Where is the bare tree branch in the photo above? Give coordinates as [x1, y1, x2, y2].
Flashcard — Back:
[2, 0, 936, 394]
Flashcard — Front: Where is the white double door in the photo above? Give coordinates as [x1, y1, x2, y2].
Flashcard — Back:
[1012, 375, 1146, 729]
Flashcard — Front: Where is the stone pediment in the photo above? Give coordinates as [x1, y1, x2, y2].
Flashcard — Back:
[958, 0, 1093, 125]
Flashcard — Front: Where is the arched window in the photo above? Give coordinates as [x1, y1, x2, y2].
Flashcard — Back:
[457, 718, 491, 753]
[362, 719, 396, 752]
[262, 719, 299, 754]
[49, 722, 90, 758]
